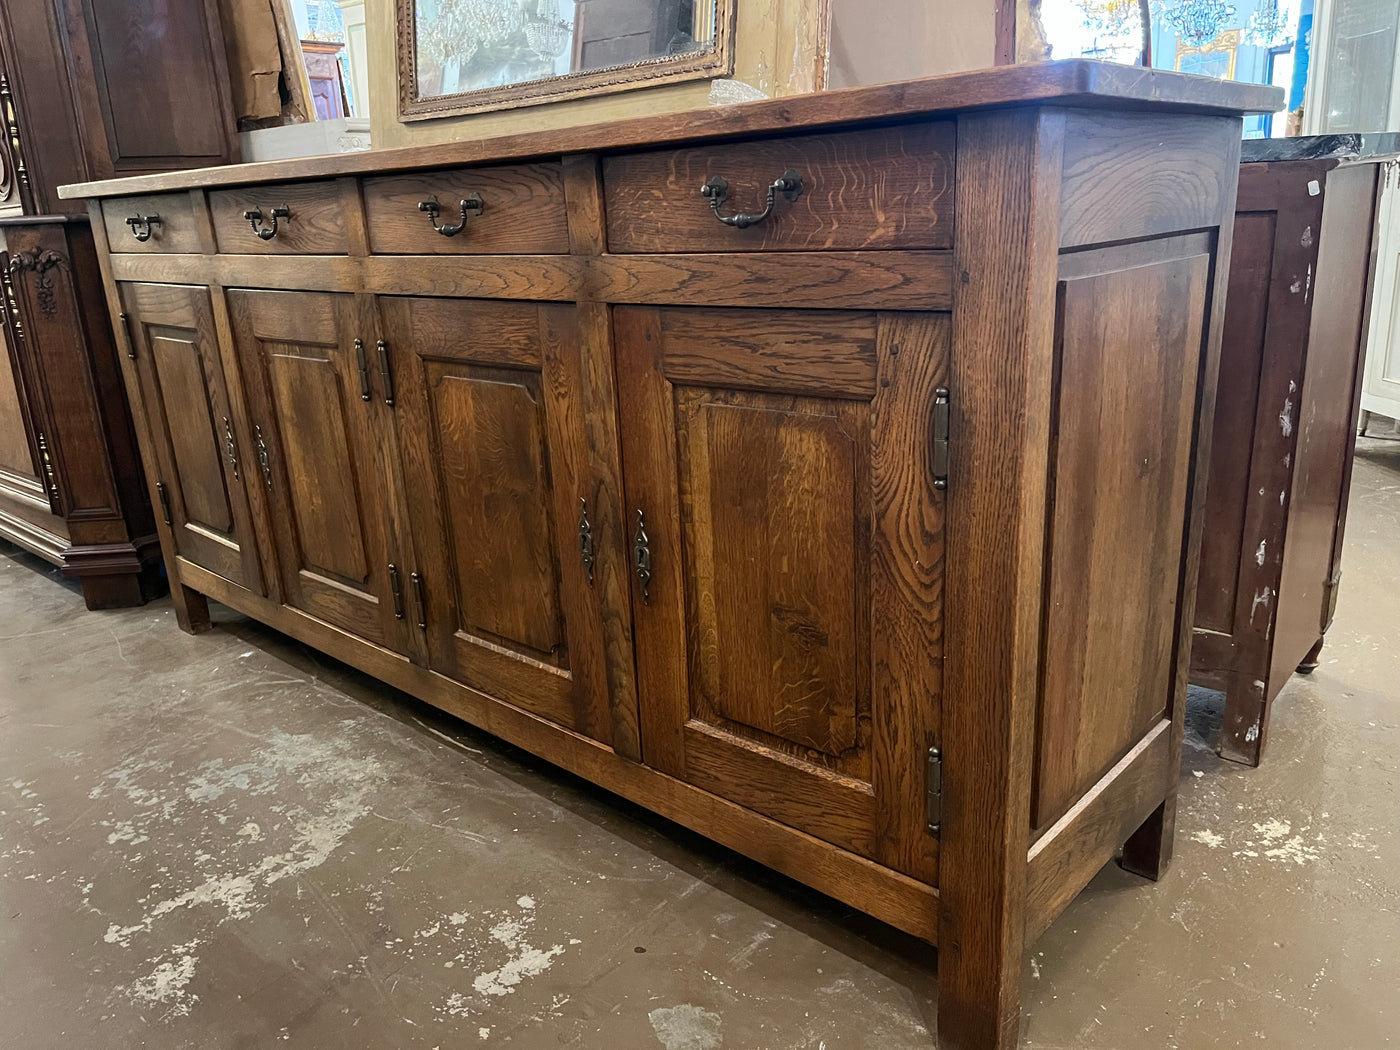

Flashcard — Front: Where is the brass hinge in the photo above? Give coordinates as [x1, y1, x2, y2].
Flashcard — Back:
[926, 746, 942, 836]
[932, 387, 950, 490]
[1322, 570, 1342, 632]
[119, 311, 136, 360]
[377, 339, 395, 406]
[155, 481, 172, 526]
[410, 571, 426, 629]
[35, 430, 61, 512]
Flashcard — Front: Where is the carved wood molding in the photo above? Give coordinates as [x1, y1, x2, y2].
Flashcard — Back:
[8, 247, 70, 319]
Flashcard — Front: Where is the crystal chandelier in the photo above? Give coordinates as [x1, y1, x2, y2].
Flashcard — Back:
[418, 0, 524, 71]
[523, 0, 573, 61]
[1242, 0, 1293, 48]
[1152, 0, 1237, 47]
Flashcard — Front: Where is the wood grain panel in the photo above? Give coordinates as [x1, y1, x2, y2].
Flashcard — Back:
[102, 194, 201, 254]
[659, 308, 877, 398]
[364, 164, 570, 255]
[104, 251, 953, 313]
[682, 392, 861, 756]
[618, 304, 944, 881]
[149, 334, 232, 534]
[1025, 718, 1173, 942]
[118, 281, 260, 591]
[604, 123, 955, 253]
[430, 365, 564, 659]
[267, 350, 369, 586]
[229, 288, 406, 650]
[0, 332, 36, 479]
[1195, 210, 1275, 635]
[1033, 250, 1210, 832]
[384, 297, 624, 746]
[210, 182, 349, 255]
[1058, 112, 1237, 249]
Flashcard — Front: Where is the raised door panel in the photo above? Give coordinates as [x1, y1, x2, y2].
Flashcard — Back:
[68, 0, 237, 174]
[384, 297, 624, 745]
[1032, 242, 1212, 832]
[0, 306, 39, 487]
[616, 305, 945, 883]
[229, 289, 407, 651]
[118, 282, 260, 591]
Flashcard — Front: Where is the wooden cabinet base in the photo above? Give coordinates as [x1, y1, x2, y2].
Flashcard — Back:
[0, 217, 162, 610]
[1193, 147, 1386, 766]
[67, 62, 1277, 1050]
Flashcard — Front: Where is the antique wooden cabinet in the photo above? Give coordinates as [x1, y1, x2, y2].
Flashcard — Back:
[0, 0, 238, 603]
[1193, 136, 1393, 766]
[64, 62, 1277, 1049]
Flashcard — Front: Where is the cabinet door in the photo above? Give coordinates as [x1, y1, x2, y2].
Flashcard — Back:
[119, 282, 261, 591]
[384, 297, 627, 745]
[229, 289, 410, 652]
[616, 306, 945, 883]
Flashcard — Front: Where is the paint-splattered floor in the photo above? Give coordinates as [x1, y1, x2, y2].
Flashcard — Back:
[1, 439, 1396, 1050]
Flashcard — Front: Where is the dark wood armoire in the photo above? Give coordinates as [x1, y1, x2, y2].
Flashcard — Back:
[1192, 134, 1395, 764]
[0, 0, 239, 606]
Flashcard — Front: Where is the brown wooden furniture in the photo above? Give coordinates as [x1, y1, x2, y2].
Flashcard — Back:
[302, 39, 350, 122]
[63, 61, 1277, 1049]
[0, 0, 238, 605]
[1193, 135, 1392, 765]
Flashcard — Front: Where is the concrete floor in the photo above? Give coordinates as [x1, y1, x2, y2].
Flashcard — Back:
[0, 440, 1396, 1050]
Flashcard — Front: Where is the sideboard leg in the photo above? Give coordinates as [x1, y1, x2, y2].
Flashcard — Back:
[1119, 797, 1176, 881]
[171, 583, 212, 635]
[1296, 635, 1325, 674]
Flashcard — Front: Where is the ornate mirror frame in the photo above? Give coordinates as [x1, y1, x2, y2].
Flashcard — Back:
[395, 0, 738, 121]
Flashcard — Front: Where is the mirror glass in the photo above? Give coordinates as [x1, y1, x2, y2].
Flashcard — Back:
[404, 0, 726, 116]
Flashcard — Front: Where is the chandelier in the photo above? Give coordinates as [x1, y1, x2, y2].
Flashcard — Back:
[1152, 0, 1237, 47]
[523, 0, 573, 61]
[417, 0, 524, 70]
[1242, 0, 1294, 48]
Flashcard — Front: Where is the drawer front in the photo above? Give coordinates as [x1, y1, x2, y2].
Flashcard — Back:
[209, 181, 349, 255]
[603, 123, 955, 253]
[363, 163, 570, 254]
[103, 194, 202, 254]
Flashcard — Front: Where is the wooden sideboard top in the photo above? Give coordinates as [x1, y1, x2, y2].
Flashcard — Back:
[60, 61, 1280, 200]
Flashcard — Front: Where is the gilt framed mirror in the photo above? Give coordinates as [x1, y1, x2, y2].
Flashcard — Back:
[396, 0, 737, 120]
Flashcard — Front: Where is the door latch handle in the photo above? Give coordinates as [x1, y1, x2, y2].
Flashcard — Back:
[633, 508, 652, 605]
[932, 386, 950, 491]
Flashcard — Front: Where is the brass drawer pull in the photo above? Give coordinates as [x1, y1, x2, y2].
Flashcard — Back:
[243, 205, 290, 240]
[633, 508, 652, 605]
[124, 214, 161, 242]
[699, 170, 804, 229]
[417, 194, 483, 237]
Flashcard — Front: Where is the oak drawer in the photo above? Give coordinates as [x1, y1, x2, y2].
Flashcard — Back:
[102, 194, 202, 253]
[209, 181, 349, 254]
[603, 123, 955, 253]
[363, 163, 570, 254]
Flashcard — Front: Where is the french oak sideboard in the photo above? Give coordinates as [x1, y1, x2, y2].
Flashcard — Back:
[1193, 135, 1395, 766]
[63, 61, 1278, 1050]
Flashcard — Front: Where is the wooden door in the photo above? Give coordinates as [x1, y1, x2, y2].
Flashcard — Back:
[383, 297, 631, 746]
[119, 282, 261, 592]
[229, 289, 411, 652]
[615, 305, 946, 883]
